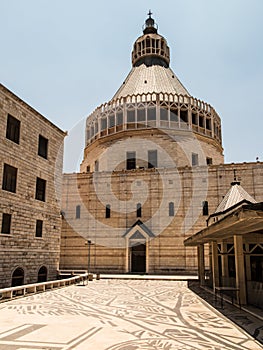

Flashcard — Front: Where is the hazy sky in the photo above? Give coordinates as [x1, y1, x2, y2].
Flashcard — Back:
[1, 0, 263, 172]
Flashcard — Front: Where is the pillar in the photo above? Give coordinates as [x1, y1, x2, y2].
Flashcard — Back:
[221, 242, 229, 285]
[198, 244, 205, 286]
[234, 235, 247, 305]
[211, 241, 220, 290]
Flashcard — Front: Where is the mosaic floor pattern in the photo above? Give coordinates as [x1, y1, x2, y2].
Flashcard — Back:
[0, 280, 262, 349]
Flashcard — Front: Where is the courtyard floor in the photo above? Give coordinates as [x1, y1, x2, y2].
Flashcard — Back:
[0, 279, 262, 350]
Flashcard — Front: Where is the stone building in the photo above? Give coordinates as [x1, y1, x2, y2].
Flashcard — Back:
[0, 83, 66, 288]
[60, 14, 263, 275]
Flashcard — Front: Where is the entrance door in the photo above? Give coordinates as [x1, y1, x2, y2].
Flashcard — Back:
[131, 243, 146, 273]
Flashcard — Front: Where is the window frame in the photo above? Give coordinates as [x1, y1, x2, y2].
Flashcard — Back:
[38, 135, 48, 159]
[35, 219, 43, 238]
[35, 177, 46, 202]
[6, 114, 20, 144]
[2, 163, 18, 193]
[1, 213, 12, 234]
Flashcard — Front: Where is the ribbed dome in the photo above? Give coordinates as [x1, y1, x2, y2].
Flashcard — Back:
[112, 64, 190, 100]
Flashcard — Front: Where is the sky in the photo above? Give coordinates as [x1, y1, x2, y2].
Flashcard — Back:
[1, 0, 263, 172]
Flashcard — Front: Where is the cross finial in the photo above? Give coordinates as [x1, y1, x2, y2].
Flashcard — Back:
[148, 10, 152, 18]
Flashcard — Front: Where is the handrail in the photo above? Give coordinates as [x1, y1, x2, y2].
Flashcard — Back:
[0, 273, 90, 302]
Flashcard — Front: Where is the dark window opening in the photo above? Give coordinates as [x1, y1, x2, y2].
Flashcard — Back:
[35, 219, 43, 237]
[38, 266, 47, 282]
[206, 118, 211, 130]
[202, 201, 209, 216]
[170, 109, 178, 122]
[106, 204, 111, 218]
[35, 177, 46, 202]
[12, 267, 24, 287]
[95, 160, 99, 172]
[137, 203, 142, 218]
[206, 157, 213, 165]
[192, 113, 198, 125]
[199, 115, 204, 128]
[1, 213, 11, 234]
[38, 135, 48, 159]
[2, 163, 17, 193]
[76, 205, 81, 219]
[148, 150, 157, 168]
[126, 151, 136, 170]
[250, 256, 263, 282]
[169, 202, 174, 216]
[192, 153, 199, 166]
[86, 166, 90, 172]
[6, 114, 20, 144]
[180, 110, 188, 123]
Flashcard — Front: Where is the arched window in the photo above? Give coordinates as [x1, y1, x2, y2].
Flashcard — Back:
[37, 266, 47, 283]
[106, 204, 111, 218]
[202, 201, 209, 216]
[137, 203, 142, 218]
[169, 202, 174, 216]
[12, 267, 24, 287]
[76, 205, 81, 219]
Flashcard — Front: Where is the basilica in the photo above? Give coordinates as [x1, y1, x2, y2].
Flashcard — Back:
[59, 14, 263, 277]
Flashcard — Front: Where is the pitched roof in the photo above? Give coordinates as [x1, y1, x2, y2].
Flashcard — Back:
[112, 64, 190, 100]
[215, 183, 257, 214]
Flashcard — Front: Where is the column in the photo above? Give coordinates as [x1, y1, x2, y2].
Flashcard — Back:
[211, 241, 220, 290]
[234, 235, 247, 305]
[221, 242, 229, 285]
[198, 244, 205, 286]
[125, 239, 129, 273]
[146, 240, 149, 274]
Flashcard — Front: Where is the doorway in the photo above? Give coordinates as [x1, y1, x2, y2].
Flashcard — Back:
[131, 243, 146, 273]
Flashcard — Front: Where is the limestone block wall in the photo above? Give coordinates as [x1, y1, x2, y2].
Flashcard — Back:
[60, 161, 263, 274]
[0, 84, 66, 288]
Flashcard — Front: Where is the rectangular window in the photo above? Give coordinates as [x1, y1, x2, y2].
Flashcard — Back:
[137, 109, 146, 122]
[38, 135, 48, 159]
[127, 110, 135, 123]
[137, 203, 142, 218]
[116, 112, 123, 125]
[192, 153, 199, 166]
[206, 157, 213, 165]
[202, 201, 209, 216]
[2, 164, 17, 193]
[109, 114, 115, 128]
[170, 109, 178, 122]
[106, 204, 111, 218]
[101, 118, 107, 131]
[35, 219, 43, 237]
[126, 151, 136, 170]
[95, 160, 99, 172]
[160, 108, 168, 121]
[169, 202, 174, 217]
[1, 213, 11, 234]
[76, 205, 81, 219]
[6, 114, 20, 144]
[147, 107, 156, 121]
[35, 177, 46, 201]
[148, 150, 157, 168]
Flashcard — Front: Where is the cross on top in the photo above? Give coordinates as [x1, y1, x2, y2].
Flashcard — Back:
[148, 10, 153, 18]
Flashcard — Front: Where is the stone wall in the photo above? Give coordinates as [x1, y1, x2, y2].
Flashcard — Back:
[60, 161, 263, 274]
[0, 84, 66, 288]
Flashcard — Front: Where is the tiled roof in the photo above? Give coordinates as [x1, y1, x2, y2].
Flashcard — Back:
[112, 64, 190, 100]
[215, 184, 257, 213]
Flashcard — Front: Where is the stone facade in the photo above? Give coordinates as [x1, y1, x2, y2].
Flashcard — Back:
[0, 83, 66, 288]
[60, 162, 263, 274]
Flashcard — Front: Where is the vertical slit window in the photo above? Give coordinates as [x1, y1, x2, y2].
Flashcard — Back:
[38, 135, 48, 159]
[169, 202, 174, 216]
[137, 203, 142, 218]
[35, 220, 43, 237]
[202, 201, 209, 216]
[35, 177, 46, 202]
[106, 204, 111, 218]
[76, 205, 81, 219]
[192, 153, 199, 166]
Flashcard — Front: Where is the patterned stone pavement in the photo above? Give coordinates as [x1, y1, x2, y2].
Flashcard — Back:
[0, 279, 262, 350]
